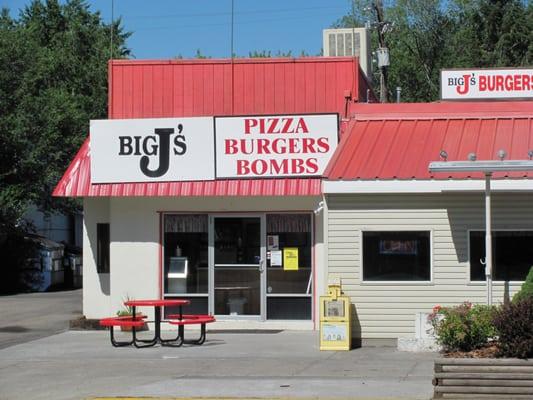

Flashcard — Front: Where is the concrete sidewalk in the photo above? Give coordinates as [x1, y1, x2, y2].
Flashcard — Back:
[0, 329, 437, 400]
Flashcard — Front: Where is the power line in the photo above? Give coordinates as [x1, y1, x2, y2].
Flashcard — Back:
[121, 5, 347, 20]
[132, 12, 344, 32]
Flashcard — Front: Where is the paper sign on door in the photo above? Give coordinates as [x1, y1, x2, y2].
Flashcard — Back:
[283, 248, 299, 271]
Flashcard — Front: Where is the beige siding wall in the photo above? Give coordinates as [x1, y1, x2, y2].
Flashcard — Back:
[326, 193, 533, 339]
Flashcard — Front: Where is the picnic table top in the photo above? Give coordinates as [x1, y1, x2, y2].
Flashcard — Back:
[124, 299, 190, 307]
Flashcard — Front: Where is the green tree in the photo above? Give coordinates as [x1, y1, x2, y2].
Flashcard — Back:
[332, 0, 532, 102]
[0, 0, 129, 293]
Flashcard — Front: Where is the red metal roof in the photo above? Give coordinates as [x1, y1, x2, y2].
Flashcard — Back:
[325, 102, 533, 180]
[108, 57, 369, 119]
[52, 138, 321, 197]
[54, 57, 368, 198]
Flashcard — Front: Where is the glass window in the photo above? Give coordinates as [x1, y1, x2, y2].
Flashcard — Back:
[214, 218, 260, 265]
[96, 223, 110, 273]
[470, 231, 533, 281]
[363, 231, 431, 281]
[164, 215, 208, 294]
[266, 214, 312, 294]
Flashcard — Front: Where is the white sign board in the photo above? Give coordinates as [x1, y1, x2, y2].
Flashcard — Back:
[215, 114, 338, 178]
[441, 68, 533, 100]
[90, 118, 214, 183]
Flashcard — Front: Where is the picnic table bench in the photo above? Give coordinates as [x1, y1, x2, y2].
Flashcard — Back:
[99, 300, 215, 348]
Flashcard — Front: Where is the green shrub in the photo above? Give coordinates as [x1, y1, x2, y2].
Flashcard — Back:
[493, 297, 533, 359]
[513, 267, 533, 303]
[429, 302, 497, 352]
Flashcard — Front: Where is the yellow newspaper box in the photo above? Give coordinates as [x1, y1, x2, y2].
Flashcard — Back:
[319, 283, 351, 351]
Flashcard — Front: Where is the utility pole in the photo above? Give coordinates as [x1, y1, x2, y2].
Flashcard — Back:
[373, 0, 390, 103]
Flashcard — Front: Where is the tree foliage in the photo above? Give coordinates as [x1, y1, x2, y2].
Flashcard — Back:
[333, 0, 532, 102]
[0, 0, 129, 291]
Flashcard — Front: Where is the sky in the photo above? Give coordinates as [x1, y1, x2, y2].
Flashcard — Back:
[4, 0, 353, 59]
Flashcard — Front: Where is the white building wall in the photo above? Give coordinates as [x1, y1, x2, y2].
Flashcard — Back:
[326, 192, 532, 340]
[84, 196, 323, 321]
[83, 198, 110, 318]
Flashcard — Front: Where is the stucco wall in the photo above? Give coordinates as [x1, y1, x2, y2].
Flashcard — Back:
[83, 196, 324, 322]
[325, 192, 532, 340]
[83, 198, 110, 318]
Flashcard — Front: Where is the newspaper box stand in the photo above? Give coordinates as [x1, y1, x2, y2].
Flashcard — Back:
[319, 283, 351, 351]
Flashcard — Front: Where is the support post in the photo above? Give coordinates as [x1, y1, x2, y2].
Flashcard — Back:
[485, 173, 492, 306]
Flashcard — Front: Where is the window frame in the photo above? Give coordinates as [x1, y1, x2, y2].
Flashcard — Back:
[162, 213, 209, 297]
[467, 229, 531, 284]
[360, 228, 433, 284]
[96, 223, 110, 274]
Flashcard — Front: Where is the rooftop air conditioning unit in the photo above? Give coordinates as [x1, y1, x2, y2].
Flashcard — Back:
[323, 28, 371, 79]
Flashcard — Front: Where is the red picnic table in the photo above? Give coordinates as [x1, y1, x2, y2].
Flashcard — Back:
[100, 299, 215, 348]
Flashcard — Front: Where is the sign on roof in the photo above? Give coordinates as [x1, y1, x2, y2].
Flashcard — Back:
[441, 68, 533, 100]
[90, 117, 215, 184]
[215, 114, 339, 179]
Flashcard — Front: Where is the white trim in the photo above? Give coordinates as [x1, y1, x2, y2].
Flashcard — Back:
[467, 228, 531, 284]
[323, 179, 533, 194]
[360, 229, 433, 284]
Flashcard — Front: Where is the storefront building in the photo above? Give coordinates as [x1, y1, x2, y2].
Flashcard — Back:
[55, 58, 533, 342]
[54, 57, 372, 329]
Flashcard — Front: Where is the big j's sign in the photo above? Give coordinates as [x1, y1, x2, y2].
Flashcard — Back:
[90, 117, 215, 183]
[90, 114, 338, 183]
[441, 68, 533, 100]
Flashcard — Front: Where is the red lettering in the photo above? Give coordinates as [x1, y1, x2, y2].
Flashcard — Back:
[295, 118, 309, 133]
[225, 139, 239, 154]
[479, 76, 487, 91]
[291, 158, 305, 174]
[487, 76, 495, 91]
[505, 75, 513, 91]
[496, 75, 504, 91]
[317, 137, 330, 153]
[237, 160, 250, 175]
[288, 138, 300, 153]
[239, 139, 254, 155]
[270, 159, 289, 175]
[271, 138, 286, 154]
[257, 139, 271, 154]
[282, 118, 295, 133]
[305, 158, 319, 174]
[302, 138, 316, 153]
[514, 75, 521, 91]
[267, 118, 279, 134]
[251, 159, 268, 175]
[244, 119, 257, 134]
[523, 75, 531, 90]
[456, 74, 470, 95]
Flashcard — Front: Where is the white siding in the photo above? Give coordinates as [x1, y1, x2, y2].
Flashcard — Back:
[326, 193, 533, 339]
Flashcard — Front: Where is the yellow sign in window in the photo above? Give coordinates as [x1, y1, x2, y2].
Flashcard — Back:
[283, 247, 299, 270]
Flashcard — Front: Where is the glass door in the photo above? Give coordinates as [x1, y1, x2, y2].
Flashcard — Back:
[210, 216, 265, 318]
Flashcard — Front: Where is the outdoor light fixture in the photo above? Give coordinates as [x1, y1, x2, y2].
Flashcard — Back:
[439, 150, 448, 161]
[429, 154, 533, 306]
[314, 201, 324, 215]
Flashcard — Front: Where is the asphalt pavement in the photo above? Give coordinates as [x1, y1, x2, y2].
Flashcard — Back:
[0, 289, 82, 349]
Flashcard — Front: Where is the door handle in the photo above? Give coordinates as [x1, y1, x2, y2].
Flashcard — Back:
[259, 259, 265, 273]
